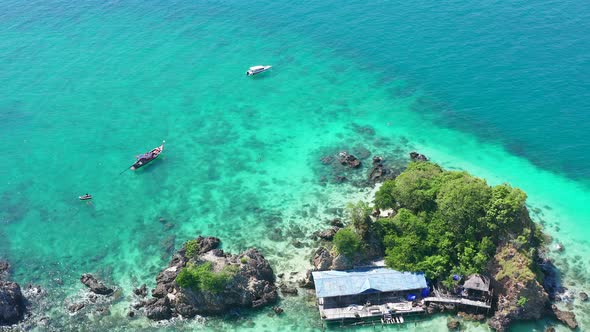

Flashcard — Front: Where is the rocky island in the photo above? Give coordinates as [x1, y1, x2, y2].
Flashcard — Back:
[305, 155, 579, 331]
[140, 236, 278, 320]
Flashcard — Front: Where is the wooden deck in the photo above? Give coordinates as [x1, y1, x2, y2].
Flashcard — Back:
[319, 300, 424, 321]
[423, 296, 491, 309]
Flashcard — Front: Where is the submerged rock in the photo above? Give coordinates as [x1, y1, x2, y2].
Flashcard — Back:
[0, 280, 26, 325]
[447, 318, 460, 330]
[80, 274, 113, 295]
[550, 305, 578, 329]
[144, 236, 277, 320]
[298, 270, 314, 289]
[67, 302, 85, 314]
[579, 292, 588, 302]
[279, 283, 298, 296]
[133, 284, 148, 298]
[329, 218, 344, 228]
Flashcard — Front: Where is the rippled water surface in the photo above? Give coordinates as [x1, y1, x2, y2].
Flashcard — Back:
[1, 0, 589, 331]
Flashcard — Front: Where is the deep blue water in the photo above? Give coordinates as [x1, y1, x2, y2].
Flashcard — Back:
[240, 0, 590, 181]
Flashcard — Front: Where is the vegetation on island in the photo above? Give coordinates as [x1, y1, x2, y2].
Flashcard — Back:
[184, 239, 201, 259]
[333, 228, 363, 257]
[335, 161, 544, 286]
[175, 261, 239, 293]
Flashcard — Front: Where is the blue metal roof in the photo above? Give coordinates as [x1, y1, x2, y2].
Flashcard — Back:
[312, 268, 427, 298]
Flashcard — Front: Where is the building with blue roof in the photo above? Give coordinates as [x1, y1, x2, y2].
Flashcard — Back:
[312, 267, 428, 322]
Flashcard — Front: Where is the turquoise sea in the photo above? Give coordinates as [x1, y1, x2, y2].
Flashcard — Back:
[1, 0, 589, 331]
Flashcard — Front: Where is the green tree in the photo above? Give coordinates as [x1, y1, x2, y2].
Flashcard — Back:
[484, 184, 527, 236]
[383, 209, 431, 273]
[333, 228, 362, 257]
[374, 180, 397, 209]
[370, 162, 537, 286]
[389, 162, 443, 212]
[435, 173, 492, 238]
[346, 201, 373, 238]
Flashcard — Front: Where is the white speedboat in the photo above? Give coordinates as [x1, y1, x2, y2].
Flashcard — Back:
[246, 65, 272, 76]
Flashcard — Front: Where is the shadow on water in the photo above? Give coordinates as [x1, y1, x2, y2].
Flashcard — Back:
[539, 256, 567, 302]
[129, 158, 165, 175]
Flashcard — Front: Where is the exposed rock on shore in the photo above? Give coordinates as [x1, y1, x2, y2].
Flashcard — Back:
[488, 244, 549, 331]
[80, 274, 114, 295]
[313, 227, 340, 241]
[0, 280, 26, 325]
[368, 156, 394, 184]
[144, 236, 278, 320]
[409, 151, 428, 161]
[311, 247, 333, 271]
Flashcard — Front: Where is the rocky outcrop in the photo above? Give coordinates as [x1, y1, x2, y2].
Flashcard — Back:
[338, 152, 361, 168]
[368, 156, 395, 184]
[331, 254, 353, 270]
[311, 247, 333, 271]
[550, 305, 578, 330]
[80, 274, 113, 295]
[313, 227, 339, 241]
[144, 236, 277, 320]
[0, 280, 26, 325]
[488, 244, 549, 332]
[409, 151, 428, 161]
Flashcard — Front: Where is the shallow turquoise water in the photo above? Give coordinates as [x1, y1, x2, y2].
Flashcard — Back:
[1, 1, 589, 331]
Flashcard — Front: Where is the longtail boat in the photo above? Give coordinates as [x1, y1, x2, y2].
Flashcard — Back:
[130, 141, 165, 170]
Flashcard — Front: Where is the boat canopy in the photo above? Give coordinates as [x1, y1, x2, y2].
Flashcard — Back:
[137, 152, 154, 160]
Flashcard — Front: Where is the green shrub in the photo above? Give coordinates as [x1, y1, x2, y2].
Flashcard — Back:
[240, 257, 248, 264]
[333, 228, 362, 257]
[175, 262, 238, 293]
[517, 296, 527, 307]
[185, 239, 200, 259]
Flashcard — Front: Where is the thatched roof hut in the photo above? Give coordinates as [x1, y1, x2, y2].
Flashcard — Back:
[463, 274, 490, 292]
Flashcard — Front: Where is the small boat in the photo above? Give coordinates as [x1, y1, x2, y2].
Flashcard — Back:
[79, 194, 92, 200]
[130, 141, 165, 170]
[246, 65, 272, 76]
